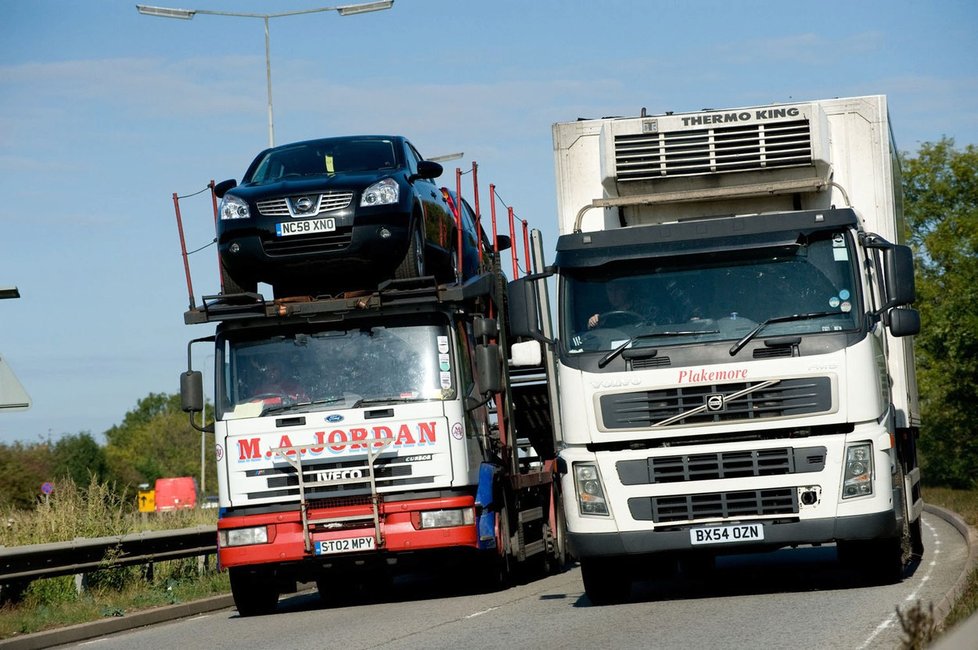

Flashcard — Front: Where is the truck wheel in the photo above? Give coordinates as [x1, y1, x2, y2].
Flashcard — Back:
[544, 484, 568, 574]
[229, 566, 279, 616]
[221, 263, 256, 295]
[838, 465, 912, 585]
[580, 557, 631, 605]
[395, 221, 425, 279]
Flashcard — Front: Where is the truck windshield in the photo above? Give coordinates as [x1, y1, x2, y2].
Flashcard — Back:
[218, 319, 454, 418]
[561, 229, 860, 355]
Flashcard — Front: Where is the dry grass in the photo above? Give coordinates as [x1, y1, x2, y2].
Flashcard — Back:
[922, 487, 978, 635]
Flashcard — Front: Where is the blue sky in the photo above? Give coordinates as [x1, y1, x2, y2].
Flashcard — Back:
[1, 0, 977, 445]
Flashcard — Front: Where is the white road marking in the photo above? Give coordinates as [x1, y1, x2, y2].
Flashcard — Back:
[856, 519, 938, 650]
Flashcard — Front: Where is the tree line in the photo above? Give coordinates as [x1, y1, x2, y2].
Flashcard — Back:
[0, 393, 214, 509]
[1, 138, 976, 510]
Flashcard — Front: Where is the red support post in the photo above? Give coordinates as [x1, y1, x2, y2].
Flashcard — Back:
[173, 192, 195, 309]
[471, 162, 483, 266]
[522, 220, 530, 275]
[455, 168, 463, 279]
[508, 206, 519, 279]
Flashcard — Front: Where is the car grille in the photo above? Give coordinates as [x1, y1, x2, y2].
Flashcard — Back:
[256, 191, 354, 217]
[263, 228, 353, 256]
[628, 488, 798, 523]
[616, 446, 826, 485]
[600, 376, 832, 429]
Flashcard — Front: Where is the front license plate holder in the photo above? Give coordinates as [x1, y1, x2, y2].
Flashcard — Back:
[689, 523, 764, 545]
[276, 217, 336, 237]
[314, 536, 376, 555]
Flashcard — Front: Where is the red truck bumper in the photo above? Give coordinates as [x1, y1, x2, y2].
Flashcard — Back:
[218, 494, 478, 568]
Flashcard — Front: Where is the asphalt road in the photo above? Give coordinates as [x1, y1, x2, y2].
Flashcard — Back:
[40, 510, 968, 650]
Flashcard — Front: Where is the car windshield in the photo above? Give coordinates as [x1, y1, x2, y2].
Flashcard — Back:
[218, 318, 454, 418]
[560, 228, 861, 355]
[246, 137, 400, 184]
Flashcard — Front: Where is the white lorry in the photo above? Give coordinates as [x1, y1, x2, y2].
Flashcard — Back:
[509, 95, 922, 603]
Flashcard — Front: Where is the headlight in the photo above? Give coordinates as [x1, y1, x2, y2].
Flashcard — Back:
[419, 508, 475, 529]
[574, 462, 610, 516]
[219, 525, 269, 547]
[219, 194, 250, 220]
[842, 442, 873, 499]
[360, 178, 399, 207]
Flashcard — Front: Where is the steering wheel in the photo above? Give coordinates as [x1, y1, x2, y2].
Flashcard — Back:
[597, 310, 644, 328]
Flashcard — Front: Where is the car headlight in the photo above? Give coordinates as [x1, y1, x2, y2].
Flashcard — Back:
[574, 462, 610, 516]
[842, 442, 874, 499]
[419, 508, 475, 529]
[219, 525, 269, 547]
[219, 194, 250, 220]
[360, 178, 399, 207]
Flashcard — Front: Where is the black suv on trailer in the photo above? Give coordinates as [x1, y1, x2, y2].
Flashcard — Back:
[214, 135, 457, 296]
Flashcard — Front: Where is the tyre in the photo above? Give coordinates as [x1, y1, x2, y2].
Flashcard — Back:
[580, 556, 631, 605]
[221, 262, 257, 295]
[229, 566, 279, 616]
[837, 464, 912, 585]
[395, 221, 425, 279]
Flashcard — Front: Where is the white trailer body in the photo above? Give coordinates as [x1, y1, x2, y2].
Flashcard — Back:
[540, 95, 922, 601]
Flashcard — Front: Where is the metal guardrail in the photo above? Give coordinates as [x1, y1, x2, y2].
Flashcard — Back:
[0, 525, 217, 586]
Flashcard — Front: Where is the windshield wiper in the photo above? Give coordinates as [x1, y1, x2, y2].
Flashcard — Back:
[351, 396, 421, 408]
[599, 330, 720, 368]
[728, 311, 839, 357]
[261, 396, 345, 416]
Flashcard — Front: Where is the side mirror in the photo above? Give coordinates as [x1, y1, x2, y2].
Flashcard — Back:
[507, 277, 544, 341]
[213, 179, 237, 199]
[180, 371, 204, 414]
[495, 234, 512, 253]
[889, 307, 920, 337]
[475, 344, 502, 393]
[412, 160, 443, 181]
[884, 245, 916, 307]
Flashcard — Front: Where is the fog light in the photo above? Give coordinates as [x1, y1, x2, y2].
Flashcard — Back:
[219, 525, 269, 547]
[379, 227, 392, 239]
[842, 442, 873, 499]
[420, 508, 474, 528]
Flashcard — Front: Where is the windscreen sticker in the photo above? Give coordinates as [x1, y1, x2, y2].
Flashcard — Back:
[439, 353, 451, 372]
[840, 301, 852, 313]
[437, 336, 449, 354]
[839, 289, 850, 300]
[440, 371, 452, 389]
[829, 296, 841, 308]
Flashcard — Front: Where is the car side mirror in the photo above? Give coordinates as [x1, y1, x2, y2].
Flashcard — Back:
[888, 307, 920, 337]
[411, 160, 443, 181]
[213, 179, 237, 198]
[496, 235, 512, 252]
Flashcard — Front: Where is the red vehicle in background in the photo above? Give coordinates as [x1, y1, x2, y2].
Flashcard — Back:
[154, 477, 197, 511]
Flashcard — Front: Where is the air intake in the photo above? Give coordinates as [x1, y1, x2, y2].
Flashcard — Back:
[597, 102, 831, 207]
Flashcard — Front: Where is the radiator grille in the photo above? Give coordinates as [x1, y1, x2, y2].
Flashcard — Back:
[628, 488, 798, 523]
[600, 377, 831, 429]
[614, 119, 812, 182]
[617, 446, 826, 485]
[262, 227, 353, 256]
[257, 191, 354, 217]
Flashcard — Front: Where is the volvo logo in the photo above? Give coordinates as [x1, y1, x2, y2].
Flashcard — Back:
[706, 394, 725, 412]
[294, 196, 314, 213]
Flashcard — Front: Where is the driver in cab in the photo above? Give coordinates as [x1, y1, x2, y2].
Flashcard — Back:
[587, 280, 642, 329]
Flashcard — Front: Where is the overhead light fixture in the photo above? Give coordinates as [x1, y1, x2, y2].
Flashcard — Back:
[136, 4, 197, 19]
[337, 0, 393, 16]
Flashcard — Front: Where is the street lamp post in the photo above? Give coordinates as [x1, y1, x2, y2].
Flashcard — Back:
[136, 1, 394, 147]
